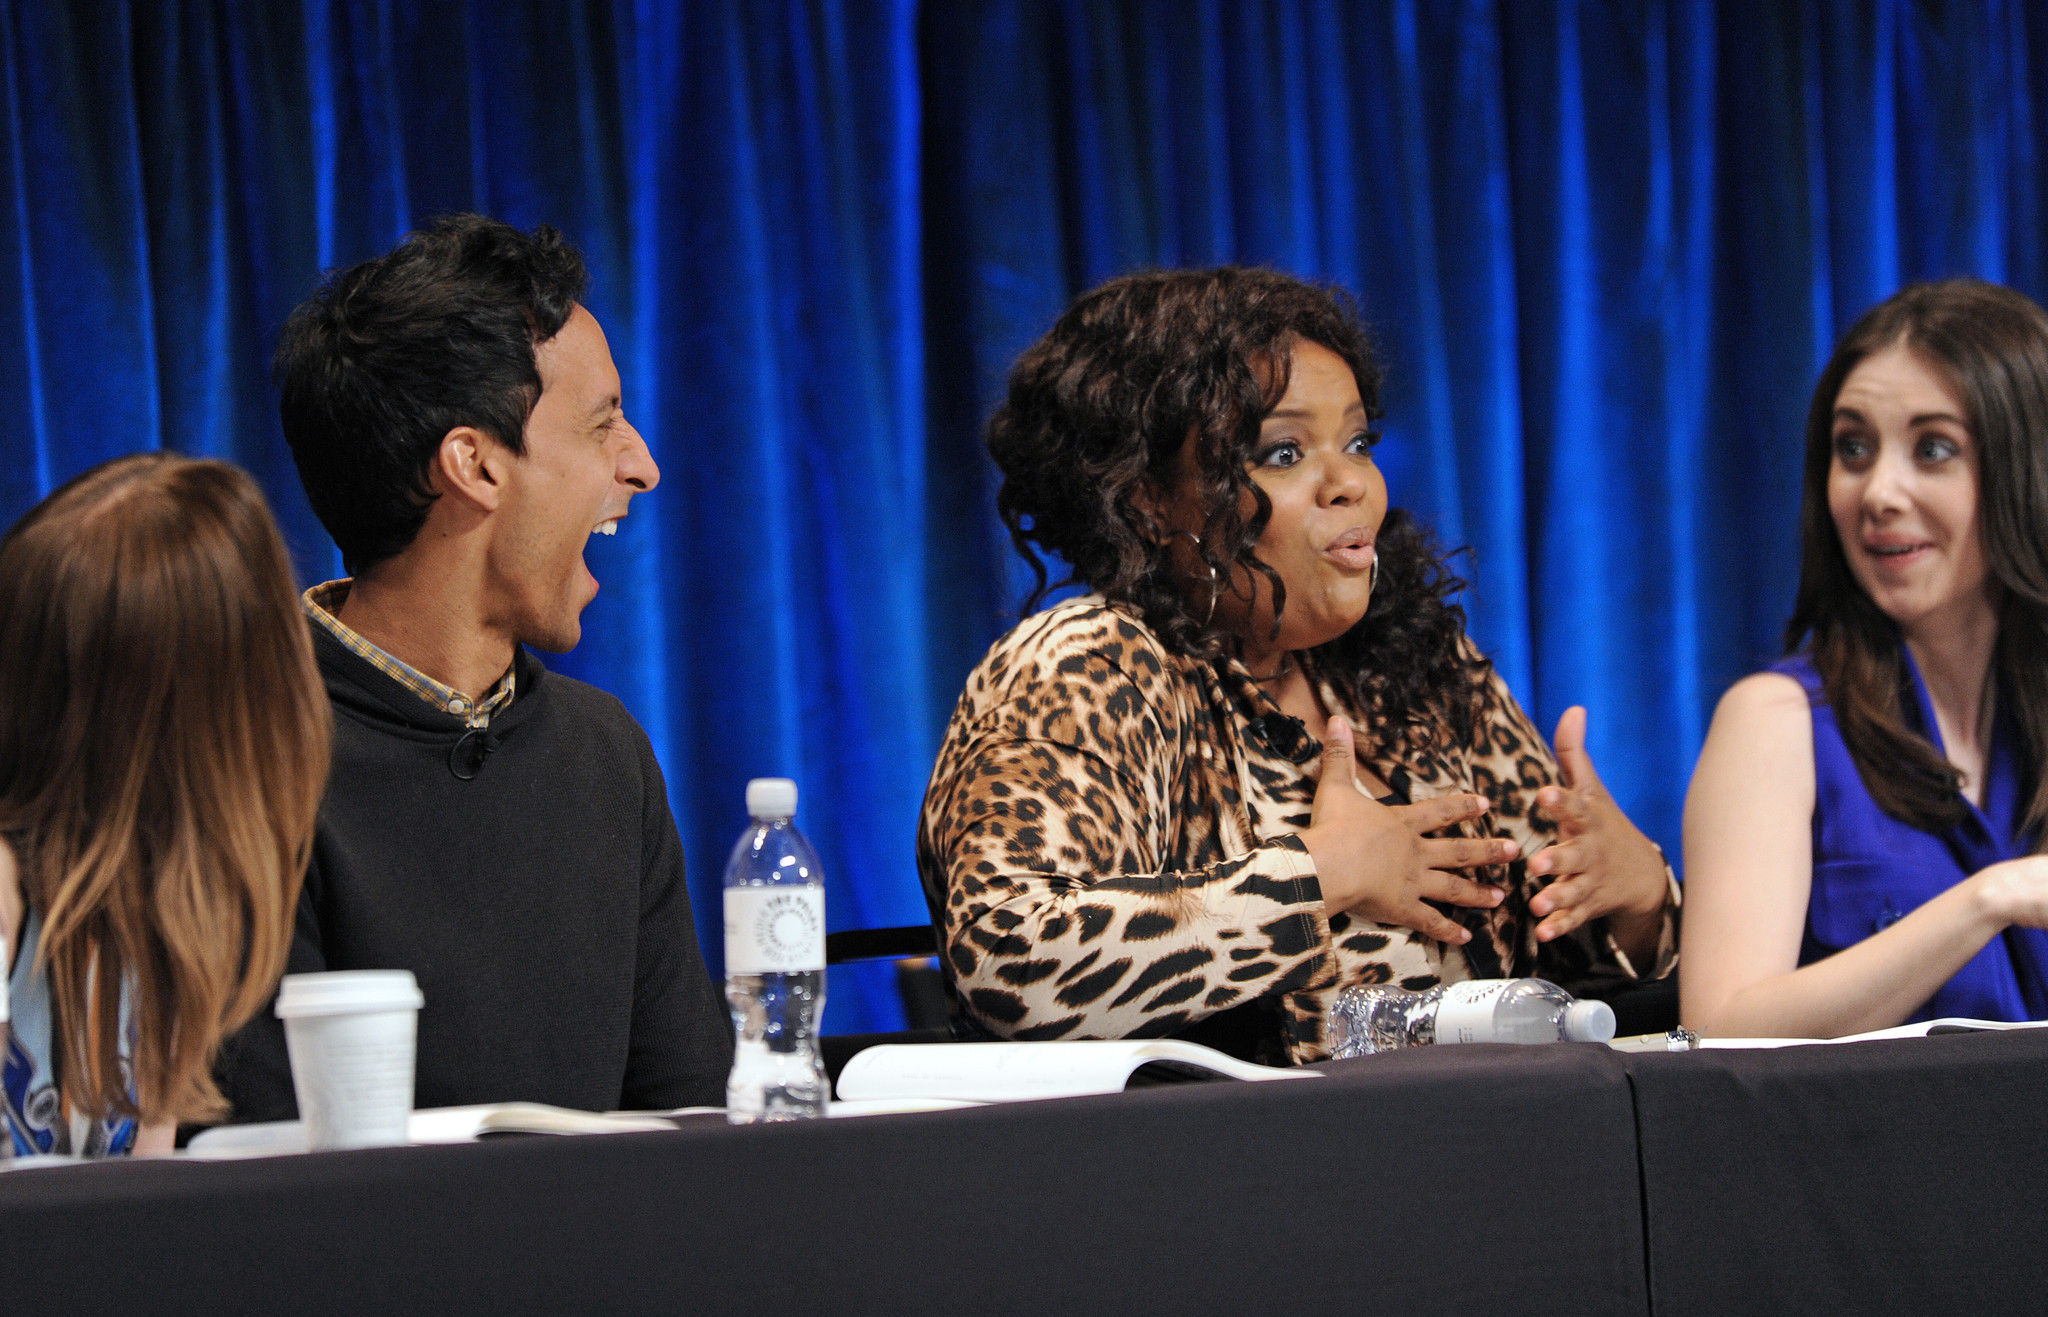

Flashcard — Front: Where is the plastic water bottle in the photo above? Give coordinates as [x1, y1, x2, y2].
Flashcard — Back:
[723, 778, 827, 1122]
[1327, 978, 1615, 1058]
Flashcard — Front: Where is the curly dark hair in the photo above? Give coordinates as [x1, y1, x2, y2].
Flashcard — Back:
[275, 213, 590, 575]
[988, 266, 1488, 748]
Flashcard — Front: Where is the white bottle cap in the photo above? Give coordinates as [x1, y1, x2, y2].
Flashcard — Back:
[746, 777, 798, 821]
[1563, 999, 1616, 1042]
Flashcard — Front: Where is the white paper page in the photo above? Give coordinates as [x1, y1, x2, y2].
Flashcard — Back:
[184, 1120, 308, 1158]
[1698, 1017, 2048, 1049]
[826, 1097, 984, 1117]
[835, 1040, 1319, 1103]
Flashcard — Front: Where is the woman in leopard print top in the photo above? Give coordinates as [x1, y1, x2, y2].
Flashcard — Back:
[919, 269, 1677, 1063]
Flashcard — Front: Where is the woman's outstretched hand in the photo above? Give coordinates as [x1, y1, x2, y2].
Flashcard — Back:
[1526, 706, 1669, 942]
[1300, 715, 1516, 945]
[1969, 855, 2048, 929]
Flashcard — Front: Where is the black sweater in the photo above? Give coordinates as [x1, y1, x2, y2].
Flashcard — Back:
[217, 627, 732, 1121]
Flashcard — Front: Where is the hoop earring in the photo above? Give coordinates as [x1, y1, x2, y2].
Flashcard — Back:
[1169, 529, 1219, 626]
[1368, 552, 1378, 599]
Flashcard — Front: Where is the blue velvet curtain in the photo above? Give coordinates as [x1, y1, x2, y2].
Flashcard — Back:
[925, 0, 2048, 899]
[0, 0, 2043, 1032]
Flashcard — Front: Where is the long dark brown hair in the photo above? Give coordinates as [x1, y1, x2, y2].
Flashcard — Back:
[1787, 279, 2048, 840]
[989, 267, 1486, 750]
[0, 454, 331, 1126]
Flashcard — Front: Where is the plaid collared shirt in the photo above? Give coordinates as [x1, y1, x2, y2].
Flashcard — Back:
[303, 580, 516, 729]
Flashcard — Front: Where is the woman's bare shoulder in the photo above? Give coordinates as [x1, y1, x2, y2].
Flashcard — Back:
[1691, 671, 1816, 811]
[1713, 671, 1813, 729]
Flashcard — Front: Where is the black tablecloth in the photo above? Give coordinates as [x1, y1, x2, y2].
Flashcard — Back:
[1625, 1027, 2048, 1317]
[3, 1031, 2042, 1315]
[0, 1043, 1646, 1317]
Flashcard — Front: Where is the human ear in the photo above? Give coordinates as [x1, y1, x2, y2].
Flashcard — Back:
[432, 426, 505, 513]
[1135, 431, 1209, 545]
[1131, 478, 1175, 544]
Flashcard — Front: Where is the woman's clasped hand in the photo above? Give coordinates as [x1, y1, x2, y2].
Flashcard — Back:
[1303, 701, 1670, 953]
[1524, 706, 1672, 947]
[1299, 715, 1511, 948]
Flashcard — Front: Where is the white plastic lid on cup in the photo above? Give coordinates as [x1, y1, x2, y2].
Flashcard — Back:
[1563, 999, 1617, 1043]
[276, 970, 424, 1020]
[746, 777, 798, 821]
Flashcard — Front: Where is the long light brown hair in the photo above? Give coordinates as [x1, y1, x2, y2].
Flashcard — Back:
[1788, 280, 2048, 842]
[0, 454, 330, 1125]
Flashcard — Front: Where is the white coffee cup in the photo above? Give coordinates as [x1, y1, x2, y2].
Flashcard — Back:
[275, 970, 425, 1151]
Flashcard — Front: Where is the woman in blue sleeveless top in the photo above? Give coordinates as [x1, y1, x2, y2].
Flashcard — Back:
[1682, 281, 2048, 1037]
[0, 455, 329, 1156]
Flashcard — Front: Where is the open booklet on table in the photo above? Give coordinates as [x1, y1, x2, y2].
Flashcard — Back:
[182, 1104, 702, 1158]
[833, 1039, 1318, 1103]
[180, 1097, 976, 1159]
[1697, 1017, 2048, 1049]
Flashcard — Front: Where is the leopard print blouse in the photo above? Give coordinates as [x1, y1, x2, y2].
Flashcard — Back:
[916, 596, 1677, 1064]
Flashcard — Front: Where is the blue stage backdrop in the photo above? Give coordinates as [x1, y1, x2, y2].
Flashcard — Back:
[0, 0, 2042, 1032]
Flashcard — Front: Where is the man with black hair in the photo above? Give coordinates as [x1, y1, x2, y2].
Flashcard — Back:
[217, 214, 731, 1121]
